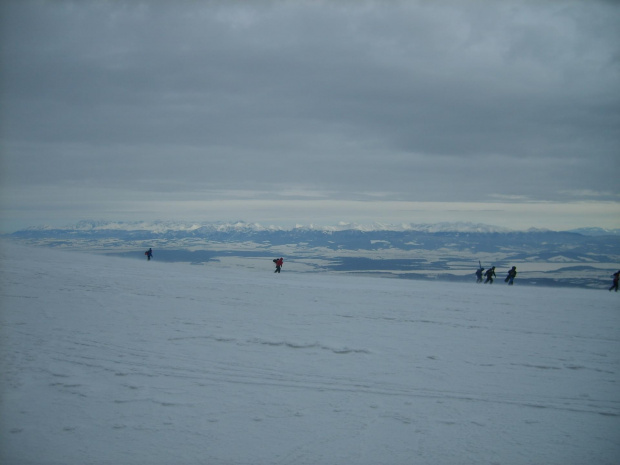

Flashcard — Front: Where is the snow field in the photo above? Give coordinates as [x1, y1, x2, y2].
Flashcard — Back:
[1, 242, 619, 464]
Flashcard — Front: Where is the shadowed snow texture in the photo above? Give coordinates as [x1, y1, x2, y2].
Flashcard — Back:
[1, 242, 619, 464]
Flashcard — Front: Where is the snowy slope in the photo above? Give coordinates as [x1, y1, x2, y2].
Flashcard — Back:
[1, 241, 619, 465]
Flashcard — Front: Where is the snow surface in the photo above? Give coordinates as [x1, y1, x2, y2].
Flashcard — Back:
[1, 241, 619, 465]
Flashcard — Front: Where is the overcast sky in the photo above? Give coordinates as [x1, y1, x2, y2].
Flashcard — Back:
[1, 0, 619, 232]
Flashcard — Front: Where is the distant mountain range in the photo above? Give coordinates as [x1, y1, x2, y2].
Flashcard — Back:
[566, 227, 620, 236]
[16, 220, 620, 235]
[7, 221, 620, 289]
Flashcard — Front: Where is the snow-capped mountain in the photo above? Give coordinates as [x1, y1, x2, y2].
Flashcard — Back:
[22, 220, 514, 234]
[568, 227, 620, 236]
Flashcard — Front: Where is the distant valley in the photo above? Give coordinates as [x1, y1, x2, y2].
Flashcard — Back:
[7, 220, 620, 289]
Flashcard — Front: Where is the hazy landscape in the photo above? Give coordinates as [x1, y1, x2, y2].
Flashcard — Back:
[2, 2, 618, 462]
[8, 221, 620, 290]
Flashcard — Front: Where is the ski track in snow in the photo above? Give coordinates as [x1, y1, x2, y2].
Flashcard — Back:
[1, 241, 619, 465]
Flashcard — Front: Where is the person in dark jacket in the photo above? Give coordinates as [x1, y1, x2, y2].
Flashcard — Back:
[610, 270, 620, 292]
[505, 266, 517, 285]
[274, 257, 283, 273]
[145, 248, 153, 261]
[475, 266, 484, 283]
[484, 266, 496, 284]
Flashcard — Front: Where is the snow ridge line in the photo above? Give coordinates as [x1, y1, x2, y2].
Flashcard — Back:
[248, 337, 371, 354]
[168, 334, 371, 354]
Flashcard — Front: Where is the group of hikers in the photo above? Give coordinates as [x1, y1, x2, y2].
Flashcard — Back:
[475, 265, 517, 285]
[143, 248, 618, 291]
[475, 265, 620, 290]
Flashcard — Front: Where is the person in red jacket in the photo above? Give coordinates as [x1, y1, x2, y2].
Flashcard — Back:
[274, 257, 283, 273]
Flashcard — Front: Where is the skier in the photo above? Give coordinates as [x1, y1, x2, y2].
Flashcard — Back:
[505, 266, 517, 285]
[610, 270, 620, 292]
[274, 257, 283, 273]
[475, 266, 485, 283]
[484, 266, 496, 284]
[145, 248, 153, 261]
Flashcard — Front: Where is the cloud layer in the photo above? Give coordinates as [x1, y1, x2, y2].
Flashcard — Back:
[1, 0, 619, 229]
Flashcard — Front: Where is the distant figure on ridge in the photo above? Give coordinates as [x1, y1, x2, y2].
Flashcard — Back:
[505, 266, 517, 285]
[274, 257, 283, 273]
[475, 266, 485, 283]
[145, 248, 153, 261]
[610, 270, 620, 292]
[484, 266, 496, 284]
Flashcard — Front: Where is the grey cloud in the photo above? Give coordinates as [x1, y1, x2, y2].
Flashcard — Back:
[1, 0, 619, 209]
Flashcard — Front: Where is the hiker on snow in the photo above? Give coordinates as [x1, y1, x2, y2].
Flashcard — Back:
[274, 257, 283, 273]
[484, 266, 496, 284]
[610, 270, 620, 292]
[475, 266, 485, 283]
[145, 248, 153, 261]
[505, 266, 517, 285]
